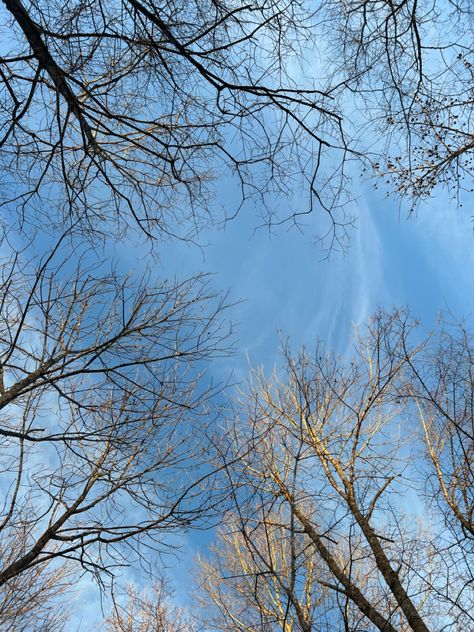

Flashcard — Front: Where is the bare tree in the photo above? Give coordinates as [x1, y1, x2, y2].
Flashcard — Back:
[200, 311, 474, 631]
[324, 0, 474, 203]
[0, 232, 231, 598]
[2, 0, 473, 247]
[0, 521, 73, 631]
[197, 508, 324, 631]
[104, 577, 200, 632]
[0, 0, 348, 245]
[403, 322, 474, 536]
[403, 320, 474, 628]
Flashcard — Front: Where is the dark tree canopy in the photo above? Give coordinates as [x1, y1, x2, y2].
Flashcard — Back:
[1, 0, 473, 247]
[0, 0, 348, 244]
[325, 0, 474, 202]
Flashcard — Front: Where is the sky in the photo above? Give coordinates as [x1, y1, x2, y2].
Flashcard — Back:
[156, 180, 474, 363]
[66, 168, 474, 628]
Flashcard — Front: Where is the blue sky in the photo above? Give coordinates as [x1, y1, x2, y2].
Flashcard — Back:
[154, 181, 474, 363]
[70, 174, 473, 626]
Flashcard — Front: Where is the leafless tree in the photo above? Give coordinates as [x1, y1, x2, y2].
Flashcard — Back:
[0, 520, 73, 631]
[0, 0, 349, 246]
[0, 231, 232, 602]
[324, 0, 474, 203]
[2, 0, 473, 249]
[197, 508, 324, 632]
[200, 311, 474, 631]
[104, 577, 200, 632]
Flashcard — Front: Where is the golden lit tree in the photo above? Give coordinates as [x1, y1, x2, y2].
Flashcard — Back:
[199, 311, 474, 631]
